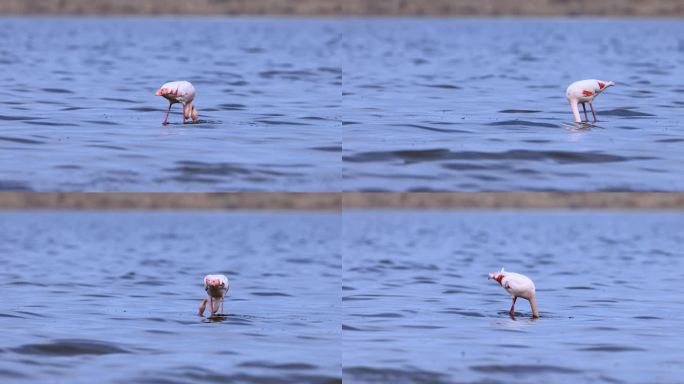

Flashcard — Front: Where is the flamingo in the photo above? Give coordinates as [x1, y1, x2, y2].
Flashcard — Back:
[566, 79, 615, 123]
[488, 268, 539, 318]
[198, 274, 229, 316]
[155, 80, 198, 125]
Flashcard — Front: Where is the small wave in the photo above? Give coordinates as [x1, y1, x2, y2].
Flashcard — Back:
[12, 339, 129, 356]
[127, 106, 158, 112]
[578, 345, 646, 352]
[218, 103, 246, 110]
[442, 310, 485, 318]
[344, 148, 640, 164]
[0, 313, 24, 319]
[239, 361, 317, 370]
[342, 324, 364, 331]
[0, 369, 27, 378]
[0, 115, 41, 121]
[416, 83, 461, 89]
[0, 136, 45, 145]
[392, 123, 470, 133]
[354, 312, 403, 318]
[0, 181, 33, 190]
[470, 364, 580, 374]
[180, 370, 340, 384]
[487, 120, 557, 128]
[256, 120, 312, 126]
[599, 108, 654, 117]
[42, 88, 73, 94]
[345, 366, 449, 383]
[100, 97, 136, 103]
[84, 120, 121, 126]
[23, 121, 79, 127]
[310, 146, 342, 152]
[258, 70, 317, 80]
[250, 291, 292, 297]
[498, 109, 541, 113]
[401, 324, 445, 329]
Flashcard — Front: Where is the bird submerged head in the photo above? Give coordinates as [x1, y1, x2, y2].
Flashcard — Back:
[488, 267, 505, 285]
[204, 276, 227, 298]
[184, 103, 199, 123]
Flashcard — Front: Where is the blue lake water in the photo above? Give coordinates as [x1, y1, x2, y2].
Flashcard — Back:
[2, 18, 682, 191]
[0, 211, 340, 383]
[343, 19, 684, 191]
[0, 18, 340, 191]
[343, 210, 684, 383]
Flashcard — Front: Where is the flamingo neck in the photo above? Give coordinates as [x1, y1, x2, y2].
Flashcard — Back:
[569, 99, 581, 123]
[529, 294, 539, 318]
[495, 275, 504, 285]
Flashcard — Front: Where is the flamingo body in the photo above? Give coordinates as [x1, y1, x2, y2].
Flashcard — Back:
[488, 268, 539, 318]
[198, 274, 229, 316]
[565, 79, 615, 123]
[155, 80, 198, 125]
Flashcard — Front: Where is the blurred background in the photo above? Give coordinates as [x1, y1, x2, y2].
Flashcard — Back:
[0, 0, 682, 16]
[0, 192, 683, 210]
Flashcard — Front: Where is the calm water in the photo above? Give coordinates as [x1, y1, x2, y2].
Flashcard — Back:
[0, 211, 340, 383]
[0, 18, 340, 191]
[343, 211, 684, 383]
[343, 19, 684, 191]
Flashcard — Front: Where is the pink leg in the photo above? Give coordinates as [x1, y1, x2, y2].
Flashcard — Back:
[509, 296, 517, 316]
[581, 103, 589, 122]
[589, 103, 597, 122]
[162, 103, 172, 125]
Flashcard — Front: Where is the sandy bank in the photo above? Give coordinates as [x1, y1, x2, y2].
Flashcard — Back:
[0, 193, 682, 210]
[1, 0, 682, 17]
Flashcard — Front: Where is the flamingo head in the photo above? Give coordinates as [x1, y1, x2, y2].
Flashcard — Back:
[598, 80, 616, 91]
[488, 267, 505, 285]
[204, 276, 227, 298]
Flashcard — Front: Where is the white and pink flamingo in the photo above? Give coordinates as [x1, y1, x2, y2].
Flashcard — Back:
[155, 80, 198, 125]
[488, 268, 539, 318]
[198, 274, 229, 316]
[566, 79, 615, 123]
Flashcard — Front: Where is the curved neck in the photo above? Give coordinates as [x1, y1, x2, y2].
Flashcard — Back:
[529, 294, 539, 318]
[569, 99, 581, 123]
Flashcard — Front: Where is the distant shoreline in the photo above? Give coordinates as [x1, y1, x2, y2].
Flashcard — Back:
[1, 0, 683, 17]
[0, 193, 683, 211]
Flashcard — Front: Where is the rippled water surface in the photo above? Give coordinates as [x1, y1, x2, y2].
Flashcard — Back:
[0, 211, 340, 383]
[0, 18, 340, 191]
[343, 19, 684, 191]
[343, 211, 684, 383]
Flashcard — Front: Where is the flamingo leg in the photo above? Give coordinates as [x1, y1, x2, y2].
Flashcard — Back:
[589, 103, 597, 122]
[581, 103, 589, 122]
[198, 299, 207, 316]
[221, 297, 224, 315]
[162, 103, 172, 125]
[509, 296, 517, 316]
